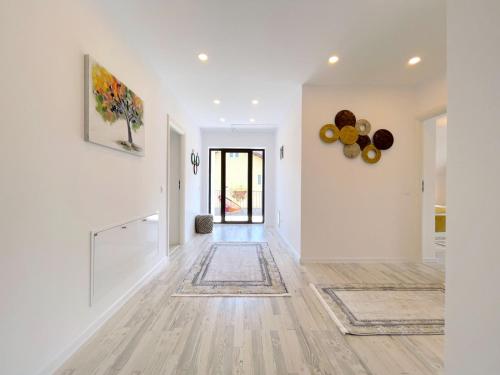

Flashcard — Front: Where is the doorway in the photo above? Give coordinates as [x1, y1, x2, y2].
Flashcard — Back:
[209, 148, 265, 224]
[421, 114, 447, 264]
[167, 116, 185, 254]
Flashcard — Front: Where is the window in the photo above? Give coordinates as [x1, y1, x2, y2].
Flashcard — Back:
[257, 174, 262, 185]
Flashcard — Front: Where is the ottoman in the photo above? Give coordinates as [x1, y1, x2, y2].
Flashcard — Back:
[195, 214, 213, 234]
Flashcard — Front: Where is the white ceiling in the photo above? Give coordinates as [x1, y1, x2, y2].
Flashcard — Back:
[101, 0, 446, 128]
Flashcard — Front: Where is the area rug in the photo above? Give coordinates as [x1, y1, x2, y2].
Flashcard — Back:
[310, 283, 444, 335]
[173, 242, 289, 296]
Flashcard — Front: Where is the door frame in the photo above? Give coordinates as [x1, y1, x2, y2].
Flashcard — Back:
[209, 148, 265, 224]
[167, 115, 186, 255]
[420, 111, 447, 263]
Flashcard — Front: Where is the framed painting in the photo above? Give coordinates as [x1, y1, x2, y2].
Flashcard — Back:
[84, 55, 145, 156]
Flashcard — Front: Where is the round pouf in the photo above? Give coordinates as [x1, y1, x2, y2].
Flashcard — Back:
[195, 215, 214, 234]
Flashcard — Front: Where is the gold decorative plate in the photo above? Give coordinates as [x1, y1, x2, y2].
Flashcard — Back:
[319, 124, 340, 143]
[339, 125, 359, 145]
[362, 144, 381, 164]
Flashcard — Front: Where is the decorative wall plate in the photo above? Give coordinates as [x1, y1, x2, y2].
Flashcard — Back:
[362, 144, 381, 164]
[355, 119, 371, 135]
[320, 124, 340, 143]
[334, 110, 356, 129]
[343, 143, 361, 159]
[356, 135, 371, 150]
[320, 110, 393, 165]
[339, 125, 359, 145]
[373, 129, 394, 150]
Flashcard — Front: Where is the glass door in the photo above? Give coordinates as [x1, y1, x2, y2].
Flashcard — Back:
[209, 150, 222, 223]
[251, 150, 264, 223]
[209, 149, 265, 224]
[224, 151, 249, 222]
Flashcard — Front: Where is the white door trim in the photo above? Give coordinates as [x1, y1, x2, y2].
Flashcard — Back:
[167, 114, 186, 256]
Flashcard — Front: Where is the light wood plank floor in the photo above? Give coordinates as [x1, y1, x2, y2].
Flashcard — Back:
[57, 225, 445, 375]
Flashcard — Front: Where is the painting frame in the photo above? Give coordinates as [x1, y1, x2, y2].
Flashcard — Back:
[84, 55, 145, 156]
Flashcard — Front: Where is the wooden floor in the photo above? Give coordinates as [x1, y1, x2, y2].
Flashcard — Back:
[57, 225, 445, 375]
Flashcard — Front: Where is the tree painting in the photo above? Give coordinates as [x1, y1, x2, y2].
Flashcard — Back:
[91, 62, 144, 152]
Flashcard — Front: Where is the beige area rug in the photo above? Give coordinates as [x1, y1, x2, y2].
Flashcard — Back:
[173, 242, 289, 296]
[311, 283, 445, 335]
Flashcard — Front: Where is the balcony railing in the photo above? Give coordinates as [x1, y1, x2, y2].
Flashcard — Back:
[212, 190, 263, 210]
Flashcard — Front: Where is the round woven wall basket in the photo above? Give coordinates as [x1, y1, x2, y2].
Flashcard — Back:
[319, 124, 340, 143]
[362, 144, 381, 164]
[339, 125, 359, 145]
[343, 143, 361, 158]
[373, 129, 394, 150]
[334, 110, 356, 129]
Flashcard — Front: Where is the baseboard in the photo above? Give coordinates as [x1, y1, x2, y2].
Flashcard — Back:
[275, 229, 300, 261]
[39, 256, 168, 375]
[423, 257, 439, 264]
[300, 257, 414, 264]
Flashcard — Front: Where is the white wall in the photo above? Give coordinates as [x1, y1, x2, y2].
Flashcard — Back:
[446, 1, 500, 373]
[201, 129, 276, 226]
[301, 85, 422, 262]
[422, 117, 438, 262]
[435, 119, 447, 206]
[421, 115, 448, 262]
[415, 75, 447, 118]
[168, 130, 181, 246]
[0, 1, 201, 374]
[276, 92, 302, 256]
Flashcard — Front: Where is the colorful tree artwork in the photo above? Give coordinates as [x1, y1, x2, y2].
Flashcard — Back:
[84, 55, 145, 155]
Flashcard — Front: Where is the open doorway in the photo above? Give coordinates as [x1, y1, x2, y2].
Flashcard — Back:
[167, 116, 185, 254]
[421, 114, 447, 264]
[209, 148, 265, 224]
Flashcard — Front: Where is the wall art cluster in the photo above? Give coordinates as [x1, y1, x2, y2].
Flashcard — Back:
[319, 109, 393, 164]
[85, 55, 145, 156]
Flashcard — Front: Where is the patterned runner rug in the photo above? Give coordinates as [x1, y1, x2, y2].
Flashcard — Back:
[173, 242, 289, 296]
[311, 283, 444, 335]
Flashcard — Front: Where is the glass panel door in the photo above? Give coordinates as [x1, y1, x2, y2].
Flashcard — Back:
[251, 150, 264, 223]
[224, 151, 249, 222]
[209, 148, 265, 224]
[210, 150, 222, 223]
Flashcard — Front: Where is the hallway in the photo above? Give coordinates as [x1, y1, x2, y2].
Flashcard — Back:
[58, 225, 444, 375]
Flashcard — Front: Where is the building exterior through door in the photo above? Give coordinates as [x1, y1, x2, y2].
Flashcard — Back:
[209, 148, 265, 223]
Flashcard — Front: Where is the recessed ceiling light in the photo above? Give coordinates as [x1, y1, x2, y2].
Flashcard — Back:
[328, 55, 339, 64]
[198, 53, 208, 62]
[252, 99, 259, 105]
[408, 56, 421, 65]
[219, 117, 225, 122]
[213, 99, 221, 105]
[249, 118, 255, 123]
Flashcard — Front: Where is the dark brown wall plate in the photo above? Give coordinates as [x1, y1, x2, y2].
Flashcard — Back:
[356, 135, 371, 150]
[373, 129, 394, 150]
[334, 110, 356, 129]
